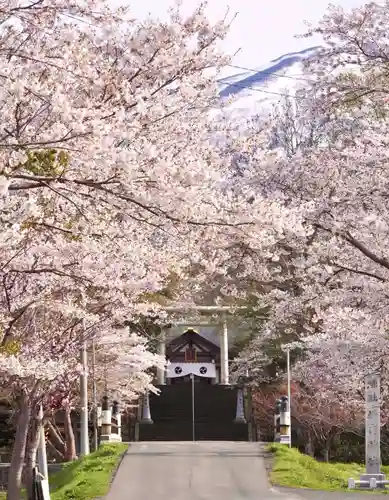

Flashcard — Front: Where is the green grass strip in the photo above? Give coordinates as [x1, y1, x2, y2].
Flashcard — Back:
[0, 442, 127, 500]
[267, 443, 389, 492]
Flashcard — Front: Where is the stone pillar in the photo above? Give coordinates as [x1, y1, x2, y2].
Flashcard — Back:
[234, 387, 247, 424]
[110, 400, 122, 442]
[97, 405, 102, 428]
[220, 319, 229, 385]
[360, 373, 385, 488]
[100, 395, 112, 442]
[156, 332, 166, 385]
[140, 390, 153, 424]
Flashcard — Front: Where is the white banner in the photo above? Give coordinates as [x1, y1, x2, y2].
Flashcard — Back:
[167, 362, 216, 379]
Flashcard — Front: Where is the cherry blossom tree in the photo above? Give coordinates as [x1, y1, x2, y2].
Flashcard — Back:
[45, 374, 80, 463]
[233, 1, 389, 439]
[93, 328, 166, 403]
[0, 1, 315, 498]
[0, 0, 308, 343]
[252, 376, 363, 460]
[0, 301, 86, 499]
[42, 327, 164, 461]
[291, 354, 365, 460]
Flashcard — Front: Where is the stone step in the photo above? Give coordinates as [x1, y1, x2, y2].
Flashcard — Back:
[140, 384, 247, 442]
[139, 421, 248, 441]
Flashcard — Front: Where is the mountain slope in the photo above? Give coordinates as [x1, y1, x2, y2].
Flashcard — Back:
[218, 46, 319, 118]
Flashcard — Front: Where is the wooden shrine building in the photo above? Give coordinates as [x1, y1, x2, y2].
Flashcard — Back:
[164, 329, 221, 384]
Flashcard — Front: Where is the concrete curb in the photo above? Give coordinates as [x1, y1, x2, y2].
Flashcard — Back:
[270, 486, 307, 499]
[269, 486, 389, 499]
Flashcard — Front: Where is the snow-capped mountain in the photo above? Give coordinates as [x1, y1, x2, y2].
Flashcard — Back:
[218, 46, 320, 120]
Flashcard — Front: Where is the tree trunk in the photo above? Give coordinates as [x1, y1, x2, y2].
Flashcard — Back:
[322, 434, 333, 463]
[304, 431, 315, 457]
[64, 407, 77, 461]
[46, 439, 65, 461]
[7, 392, 30, 500]
[24, 413, 40, 500]
[46, 419, 66, 455]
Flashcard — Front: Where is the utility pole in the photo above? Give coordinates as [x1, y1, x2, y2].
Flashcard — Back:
[37, 404, 48, 479]
[80, 335, 90, 456]
[286, 346, 291, 448]
[92, 339, 98, 451]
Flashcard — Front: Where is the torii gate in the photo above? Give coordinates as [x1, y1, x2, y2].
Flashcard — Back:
[156, 305, 249, 386]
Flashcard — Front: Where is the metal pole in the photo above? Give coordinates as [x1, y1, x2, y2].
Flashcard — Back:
[286, 347, 291, 447]
[191, 374, 195, 442]
[37, 404, 48, 479]
[92, 339, 98, 451]
[80, 338, 90, 455]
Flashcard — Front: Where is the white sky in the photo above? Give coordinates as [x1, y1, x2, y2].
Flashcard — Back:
[125, 0, 367, 76]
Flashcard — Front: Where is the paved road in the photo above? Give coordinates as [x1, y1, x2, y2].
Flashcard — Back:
[106, 441, 303, 500]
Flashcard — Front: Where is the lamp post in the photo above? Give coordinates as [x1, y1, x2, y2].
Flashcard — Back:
[234, 377, 247, 424]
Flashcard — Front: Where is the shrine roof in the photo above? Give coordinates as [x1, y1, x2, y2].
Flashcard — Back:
[166, 329, 220, 354]
[167, 325, 222, 346]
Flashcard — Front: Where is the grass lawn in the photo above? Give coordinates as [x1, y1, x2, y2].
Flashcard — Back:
[267, 443, 389, 492]
[0, 442, 127, 500]
[50, 442, 127, 500]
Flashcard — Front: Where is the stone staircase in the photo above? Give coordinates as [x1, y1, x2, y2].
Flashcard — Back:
[139, 384, 248, 441]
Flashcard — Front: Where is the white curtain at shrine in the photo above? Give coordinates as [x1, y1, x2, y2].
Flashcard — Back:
[166, 362, 216, 379]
